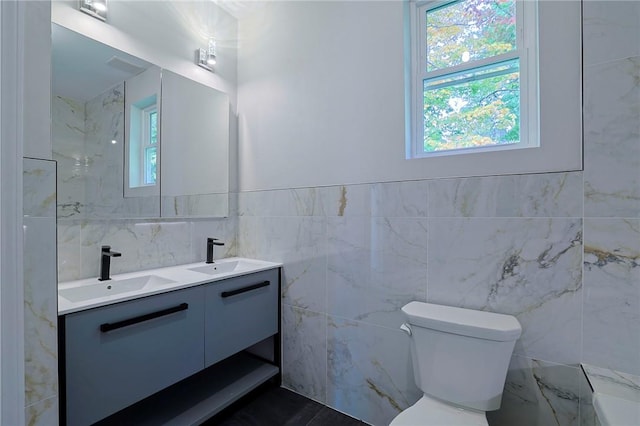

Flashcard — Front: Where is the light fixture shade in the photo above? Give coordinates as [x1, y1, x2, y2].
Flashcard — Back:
[196, 39, 217, 72]
[79, 0, 108, 21]
[196, 49, 213, 71]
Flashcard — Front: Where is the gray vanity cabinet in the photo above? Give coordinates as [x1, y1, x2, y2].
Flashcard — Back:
[62, 286, 205, 426]
[204, 269, 279, 367]
[60, 267, 282, 425]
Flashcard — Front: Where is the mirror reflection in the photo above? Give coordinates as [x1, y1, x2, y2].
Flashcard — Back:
[52, 24, 159, 219]
[52, 24, 230, 219]
[160, 70, 229, 218]
[124, 66, 162, 200]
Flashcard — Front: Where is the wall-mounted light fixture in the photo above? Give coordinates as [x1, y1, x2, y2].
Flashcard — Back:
[196, 39, 217, 72]
[79, 0, 108, 21]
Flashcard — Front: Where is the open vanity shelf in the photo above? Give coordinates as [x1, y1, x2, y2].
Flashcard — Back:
[94, 352, 279, 425]
[58, 266, 282, 426]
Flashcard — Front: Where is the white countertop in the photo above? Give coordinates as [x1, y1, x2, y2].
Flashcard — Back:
[58, 257, 282, 315]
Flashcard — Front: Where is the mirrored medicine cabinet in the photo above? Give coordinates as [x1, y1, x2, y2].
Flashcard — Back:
[51, 23, 230, 219]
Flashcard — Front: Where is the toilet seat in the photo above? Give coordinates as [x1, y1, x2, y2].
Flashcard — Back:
[389, 395, 488, 426]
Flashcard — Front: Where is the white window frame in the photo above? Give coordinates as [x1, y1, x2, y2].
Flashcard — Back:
[411, 0, 539, 158]
[124, 66, 161, 199]
[404, 0, 582, 178]
[125, 97, 159, 198]
[140, 105, 157, 186]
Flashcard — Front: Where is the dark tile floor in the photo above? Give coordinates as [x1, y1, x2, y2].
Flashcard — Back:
[206, 385, 368, 426]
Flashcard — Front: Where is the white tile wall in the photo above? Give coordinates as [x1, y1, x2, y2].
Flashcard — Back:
[24, 158, 58, 425]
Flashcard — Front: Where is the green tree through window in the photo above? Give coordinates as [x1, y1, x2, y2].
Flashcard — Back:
[421, 0, 522, 153]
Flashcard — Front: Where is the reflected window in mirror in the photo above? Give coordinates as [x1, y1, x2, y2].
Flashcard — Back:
[128, 96, 158, 188]
[144, 107, 158, 185]
[124, 66, 161, 198]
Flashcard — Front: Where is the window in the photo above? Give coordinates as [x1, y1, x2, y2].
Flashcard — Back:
[126, 95, 158, 195]
[124, 66, 161, 198]
[410, 0, 538, 158]
[141, 106, 158, 185]
[125, 93, 160, 198]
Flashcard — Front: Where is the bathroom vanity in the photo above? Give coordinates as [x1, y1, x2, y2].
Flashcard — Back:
[58, 258, 282, 426]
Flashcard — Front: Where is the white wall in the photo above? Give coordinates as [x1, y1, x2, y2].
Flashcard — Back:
[238, 1, 405, 190]
[1, 3, 26, 423]
[237, 1, 581, 191]
[23, 1, 52, 159]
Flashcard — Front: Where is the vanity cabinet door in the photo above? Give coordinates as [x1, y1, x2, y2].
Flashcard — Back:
[204, 269, 279, 367]
[63, 286, 205, 426]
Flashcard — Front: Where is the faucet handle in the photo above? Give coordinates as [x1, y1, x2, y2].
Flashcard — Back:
[207, 237, 224, 246]
[101, 245, 122, 257]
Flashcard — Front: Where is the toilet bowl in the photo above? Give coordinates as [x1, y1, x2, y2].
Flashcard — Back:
[390, 301, 521, 426]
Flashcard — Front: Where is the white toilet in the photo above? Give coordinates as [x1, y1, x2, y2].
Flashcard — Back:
[390, 301, 522, 426]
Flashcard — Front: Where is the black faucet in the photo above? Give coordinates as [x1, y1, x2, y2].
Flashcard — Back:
[99, 245, 121, 281]
[206, 238, 225, 264]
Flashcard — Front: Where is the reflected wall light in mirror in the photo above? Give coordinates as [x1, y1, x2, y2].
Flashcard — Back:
[196, 39, 216, 72]
[79, 0, 108, 21]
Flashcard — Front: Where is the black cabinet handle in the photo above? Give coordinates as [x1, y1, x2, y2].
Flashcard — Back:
[100, 303, 189, 332]
[221, 281, 270, 298]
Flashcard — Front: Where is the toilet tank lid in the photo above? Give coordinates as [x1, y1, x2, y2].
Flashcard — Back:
[402, 301, 522, 342]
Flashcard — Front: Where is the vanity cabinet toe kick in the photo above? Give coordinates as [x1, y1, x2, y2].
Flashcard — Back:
[59, 268, 281, 426]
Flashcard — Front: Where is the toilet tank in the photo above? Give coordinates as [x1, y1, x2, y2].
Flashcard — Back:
[402, 302, 521, 412]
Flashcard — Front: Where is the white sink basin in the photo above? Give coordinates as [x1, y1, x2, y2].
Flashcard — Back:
[59, 275, 176, 303]
[188, 261, 239, 275]
[188, 259, 263, 276]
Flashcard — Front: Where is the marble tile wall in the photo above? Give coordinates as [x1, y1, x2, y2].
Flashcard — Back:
[58, 217, 237, 282]
[54, 85, 237, 282]
[53, 86, 160, 220]
[236, 172, 585, 425]
[52, 95, 85, 219]
[235, 6, 640, 425]
[583, 218, 640, 375]
[582, 0, 640, 378]
[160, 193, 229, 218]
[24, 158, 59, 425]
